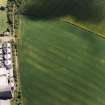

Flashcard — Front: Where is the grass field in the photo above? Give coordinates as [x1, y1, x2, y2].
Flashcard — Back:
[0, 10, 7, 32]
[22, 0, 105, 36]
[0, 0, 7, 33]
[20, 16, 105, 105]
[64, 16, 105, 36]
[0, 0, 7, 6]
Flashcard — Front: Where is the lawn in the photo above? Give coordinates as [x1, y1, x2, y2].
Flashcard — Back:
[22, 0, 105, 36]
[63, 16, 105, 37]
[0, 0, 7, 33]
[0, 10, 7, 33]
[19, 16, 105, 105]
[0, 0, 7, 7]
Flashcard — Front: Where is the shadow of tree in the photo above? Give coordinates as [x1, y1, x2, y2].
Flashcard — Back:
[21, 0, 105, 22]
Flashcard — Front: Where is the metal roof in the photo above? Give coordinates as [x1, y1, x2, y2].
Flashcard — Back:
[0, 100, 10, 105]
[0, 76, 9, 91]
[4, 54, 12, 59]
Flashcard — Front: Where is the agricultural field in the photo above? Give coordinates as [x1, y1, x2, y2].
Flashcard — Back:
[21, 0, 105, 36]
[19, 16, 105, 105]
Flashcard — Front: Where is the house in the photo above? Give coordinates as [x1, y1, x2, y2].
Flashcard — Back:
[0, 68, 12, 100]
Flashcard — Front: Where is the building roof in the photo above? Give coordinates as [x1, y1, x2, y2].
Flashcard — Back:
[0, 67, 7, 76]
[0, 100, 10, 105]
[0, 76, 9, 92]
[6, 48, 12, 54]
[4, 54, 12, 59]
[0, 91, 12, 100]
[4, 60, 12, 66]
[0, 48, 2, 54]
[0, 44, 2, 49]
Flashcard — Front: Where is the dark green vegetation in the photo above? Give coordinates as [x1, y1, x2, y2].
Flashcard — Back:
[22, 0, 105, 22]
[20, 0, 105, 35]
[20, 16, 105, 105]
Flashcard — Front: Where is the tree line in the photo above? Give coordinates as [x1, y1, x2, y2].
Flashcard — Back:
[14, 0, 105, 22]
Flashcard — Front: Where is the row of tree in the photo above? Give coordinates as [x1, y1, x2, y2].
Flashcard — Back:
[20, 0, 105, 22]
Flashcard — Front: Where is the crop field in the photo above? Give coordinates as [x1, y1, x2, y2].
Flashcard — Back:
[0, 0, 7, 33]
[0, 10, 7, 32]
[22, 0, 105, 36]
[20, 16, 105, 105]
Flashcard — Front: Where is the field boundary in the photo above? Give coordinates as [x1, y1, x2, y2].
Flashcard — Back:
[63, 19, 105, 40]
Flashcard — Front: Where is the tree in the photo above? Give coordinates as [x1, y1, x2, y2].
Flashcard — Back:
[21, 0, 105, 22]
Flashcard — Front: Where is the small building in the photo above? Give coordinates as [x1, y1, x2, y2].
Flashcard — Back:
[0, 68, 12, 100]
[0, 76, 12, 100]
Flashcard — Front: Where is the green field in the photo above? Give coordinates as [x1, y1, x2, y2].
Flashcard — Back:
[20, 16, 105, 105]
[21, 0, 105, 36]
[0, 10, 7, 32]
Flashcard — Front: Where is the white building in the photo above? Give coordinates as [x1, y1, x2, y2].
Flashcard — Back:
[0, 68, 12, 100]
[0, 100, 10, 105]
[4, 54, 12, 60]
